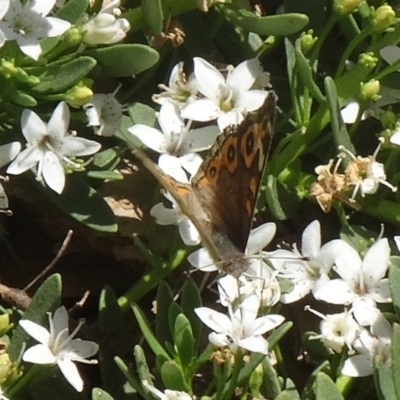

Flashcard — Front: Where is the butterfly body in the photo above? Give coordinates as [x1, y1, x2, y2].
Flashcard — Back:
[134, 92, 276, 277]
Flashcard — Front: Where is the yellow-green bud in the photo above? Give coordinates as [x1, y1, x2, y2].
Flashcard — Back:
[65, 85, 93, 107]
[0, 314, 10, 337]
[0, 59, 17, 78]
[358, 52, 378, 69]
[334, 0, 361, 14]
[63, 27, 82, 47]
[360, 79, 380, 101]
[381, 108, 397, 129]
[300, 30, 317, 54]
[249, 362, 264, 397]
[0, 354, 12, 384]
[372, 5, 396, 31]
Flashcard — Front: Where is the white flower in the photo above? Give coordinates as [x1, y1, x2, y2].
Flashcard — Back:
[82, 1, 130, 46]
[142, 381, 193, 400]
[306, 307, 360, 353]
[340, 143, 397, 198]
[129, 99, 219, 181]
[270, 220, 343, 304]
[181, 58, 270, 130]
[150, 191, 201, 246]
[188, 222, 276, 275]
[152, 62, 199, 107]
[7, 102, 101, 194]
[0, 142, 21, 208]
[0, 0, 10, 49]
[313, 238, 391, 325]
[195, 294, 284, 354]
[84, 92, 123, 136]
[0, 0, 71, 60]
[342, 311, 392, 377]
[19, 306, 99, 392]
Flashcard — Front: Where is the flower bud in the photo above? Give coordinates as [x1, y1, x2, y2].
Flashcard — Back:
[65, 83, 93, 107]
[83, 14, 130, 45]
[372, 5, 396, 31]
[300, 30, 317, 54]
[358, 52, 378, 69]
[360, 79, 380, 101]
[0, 313, 10, 337]
[381, 108, 397, 129]
[334, 0, 361, 14]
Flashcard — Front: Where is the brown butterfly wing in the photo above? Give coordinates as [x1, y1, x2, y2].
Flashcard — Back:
[191, 93, 276, 252]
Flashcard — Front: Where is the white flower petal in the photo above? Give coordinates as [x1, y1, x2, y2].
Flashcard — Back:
[314, 279, 355, 304]
[58, 136, 101, 157]
[179, 153, 203, 177]
[42, 151, 65, 194]
[362, 239, 390, 286]
[21, 109, 47, 143]
[280, 278, 313, 304]
[380, 46, 400, 68]
[187, 248, 217, 272]
[234, 90, 268, 112]
[301, 220, 321, 258]
[29, 0, 56, 16]
[23, 344, 56, 364]
[342, 355, 373, 377]
[181, 99, 221, 122]
[238, 336, 269, 354]
[180, 125, 220, 153]
[52, 306, 69, 334]
[334, 241, 362, 284]
[0, 183, 8, 209]
[48, 102, 69, 139]
[193, 57, 225, 101]
[17, 37, 41, 60]
[150, 203, 179, 225]
[45, 16, 71, 37]
[0, 142, 21, 168]
[128, 125, 166, 153]
[217, 110, 243, 130]
[209, 332, 231, 347]
[178, 218, 201, 246]
[369, 278, 390, 302]
[19, 320, 51, 344]
[158, 154, 188, 182]
[390, 129, 400, 145]
[194, 307, 231, 332]
[250, 314, 285, 336]
[6, 147, 42, 175]
[0, 0, 9, 19]
[158, 100, 185, 136]
[316, 239, 344, 272]
[226, 58, 260, 93]
[246, 222, 276, 255]
[58, 358, 84, 392]
[341, 101, 360, 124]
[64, 340, 99, 360]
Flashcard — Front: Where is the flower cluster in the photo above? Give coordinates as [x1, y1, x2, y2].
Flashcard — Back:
[310, 141, 397, 212]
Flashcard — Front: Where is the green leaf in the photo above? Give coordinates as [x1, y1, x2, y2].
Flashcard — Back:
[32, 56, 96, 94]
[180, 279, 202, 348]
[132, 304, 171, 363]
[296, 46, 325, 103]
[315, 372, 344, 400]
[134, 345, 153, 388]
[128, 102, 158, 127]
[99, 286, 124, 336]
[93, 148, 120, 168]
[168, 302, 184, 338]
[9, 274, 62, 361]
[268, 321, 293, 349]
[375, 362, 397, 400]
[56, 0, 89, 23]
[235, 10, 309, 36]
[302, 331, 332, 362]
[160, 360, 189, 392]
[391, 325, 400, 400]
[155, 281, 174, 348]
[324, 76, 356, 158]
[389, 256, 400, 321]
[174, 314, 195, 370]
[115, 356, 143, 396]
[33, 173, 117, 232]
[262, 355, 282, 399]
[141, 0, 163, 35]
[86, 170, 124, 180]
[92, 388, 114, 400]
[87, 44, 159, 77]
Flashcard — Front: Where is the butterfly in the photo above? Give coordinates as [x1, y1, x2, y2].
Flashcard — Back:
[133, 92, 276, 277]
